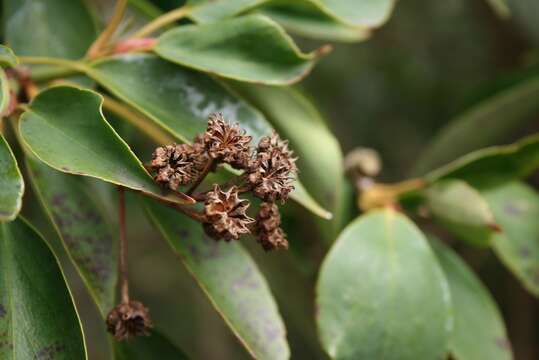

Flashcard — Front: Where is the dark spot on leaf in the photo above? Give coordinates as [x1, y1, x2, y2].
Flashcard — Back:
[0, 304, 5, 318]
[188, 234, 222, 262]
[495, 337, 511, 351]
[177, 228, 190, 238]
[504, 202, 522, 216]
[519, 247, 531, 258]
[60, 167, 70, 172]
[232, 266, 259, 291]
[35, 341, 66, 359]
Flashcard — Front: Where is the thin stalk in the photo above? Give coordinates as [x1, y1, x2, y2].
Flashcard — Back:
[101, 94, 175, 145]
[19, 56, 89, 74]
[187, 158, 214, 195]
[130, 5, 191, 39]
[118, 186, 130, 304]
[87, 0, 129, 58]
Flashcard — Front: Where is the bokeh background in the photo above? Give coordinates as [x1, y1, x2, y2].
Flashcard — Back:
[27, 0, 539, 358]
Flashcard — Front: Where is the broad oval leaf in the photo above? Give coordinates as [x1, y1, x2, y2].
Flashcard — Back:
[188, 0, 396, 28]
[114, 330, 189, 360]
[425, 180, 498, 247]
[414, 76, 539, 175]
[0, 218, 86, 359]
[145, 200, 290, 360]
[432, 240, 512, 360]
[89, 54, 270, 143]
[259, 4, 370, 43]
[482, 182, 539, 297]
[154, 15, 324, 85]
[316, 208, 451, 360]
[425, 133, 539, 188]
[26, 156, 118, 316]
[0, 135, 23, 221]
[87, 54, 330, 218]
[0, 69, 11, 116]
[3, 0, 96, 58]
[19, 86, 193, 205]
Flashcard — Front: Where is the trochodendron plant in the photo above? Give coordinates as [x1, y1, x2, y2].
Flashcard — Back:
[0, 0, 537, 359]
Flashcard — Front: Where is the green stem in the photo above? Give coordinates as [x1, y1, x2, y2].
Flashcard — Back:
[87, 0, 129, 58]
[130, 5, 191, 39]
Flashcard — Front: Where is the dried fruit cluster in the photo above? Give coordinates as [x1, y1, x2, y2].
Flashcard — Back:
[150, 113, 297, 251]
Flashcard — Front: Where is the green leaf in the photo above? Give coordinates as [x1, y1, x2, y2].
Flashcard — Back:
[432, 240, 512, 360]
[0, 69, 11, 116]
[87, 54, 330, 218]
[145, 200, 290, 360]
[3, 0, 96, 58]
[230, 83, 341, 215]
[259, 4, 370, 43]
[89, 54, 269, 143]
[0, 45, 18, 68]
[0, 135, 24, 221]
[0, 218, 87, 359]
[188, 0, 396, 28]
[414, 76, 539, 175]
[482, 182, 539, 297]
[425, 180, 498, 247]
[114, 330, 189, 360]
[425, 133, 539, 188]
[26, 156, 118, 316]
[316, 208, 451, 360]
[154, 15, 324, 85]
[19, 85, 192, 205]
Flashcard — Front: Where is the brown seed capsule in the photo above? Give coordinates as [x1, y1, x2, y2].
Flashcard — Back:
[248, 131, 297, 203]
[258, 227, 289, 251]
[203, 113, 253, 169]
[255, 202, 289, 251]
[256, 202, 281, 232]
[151, 143, 208, 190]
[106, 301, 152, 341]
[204, 185, 255, 241]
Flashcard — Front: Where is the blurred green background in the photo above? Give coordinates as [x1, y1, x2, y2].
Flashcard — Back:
[36, 0, 539, 358]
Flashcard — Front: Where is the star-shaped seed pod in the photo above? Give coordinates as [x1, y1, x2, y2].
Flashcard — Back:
[204, 185, 255, 241]
[151, 143, 208, 190]
[255, 202, 289, 251]
[106, 301, 153, 341]
[202, 113, 253, 169]
[248, 131, 297, 203]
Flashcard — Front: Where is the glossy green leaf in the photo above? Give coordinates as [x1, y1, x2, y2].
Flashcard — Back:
[26, 156, 117, 316]
[154, 15, 324, 85]
[414, 76, 539, 175]
[114, 330, 189, 360]
[482, 182, 539, 297]
[19, 86, 192, 205]
[0, 69, 11, 116]
[432, 240, 512, 360]
[0, 135, 24, 221]
[3, 0, 96, 58]
[188, 0, 396, 28]
[316, 208, 451, 360]
[0, 218, 86, 359]
[89, 54, 269, 143]
[425, 180, 498, 247]
[230, 83, 340, 215]
[259, 4, 369, 43]
[87, 54, 330, 218]
[425, 133, 539, 188]
[0, 45, 18, 68]
[145, 200, 290, 360]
